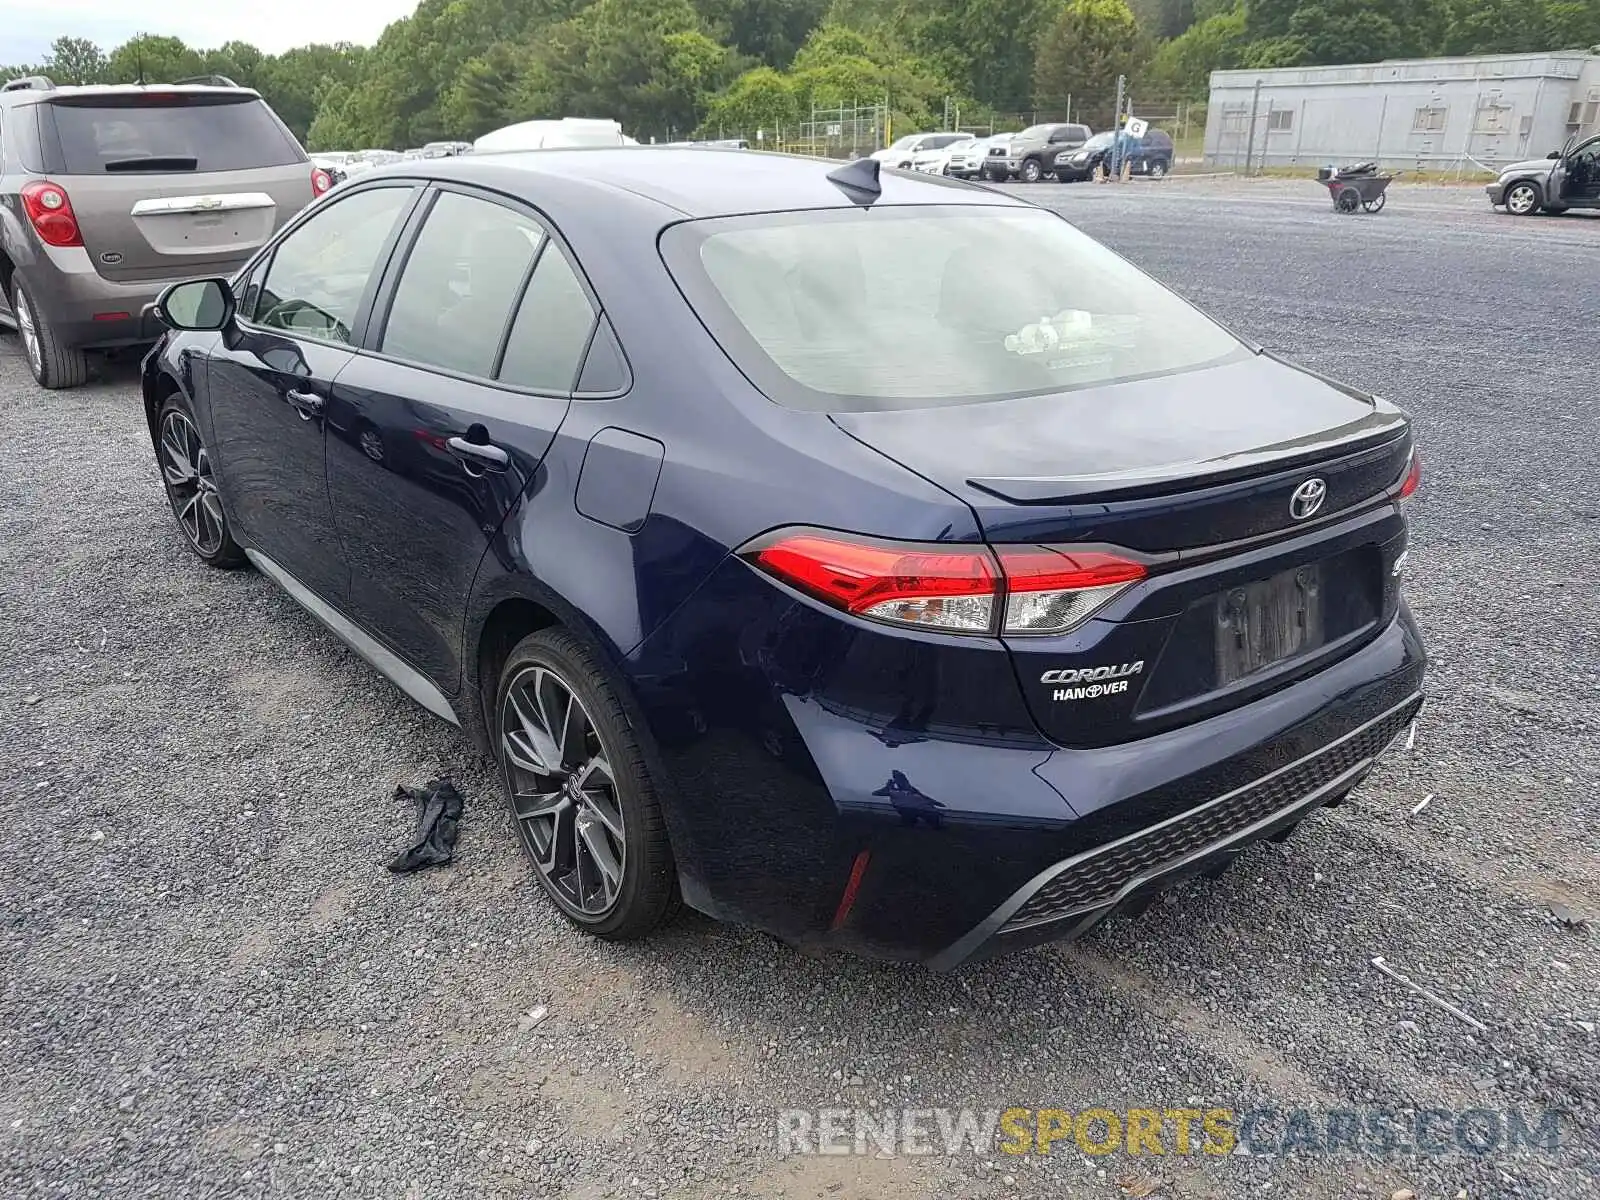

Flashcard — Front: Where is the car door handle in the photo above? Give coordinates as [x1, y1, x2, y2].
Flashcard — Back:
[446, 435, 509, 472]
[285, 388, 324, 420]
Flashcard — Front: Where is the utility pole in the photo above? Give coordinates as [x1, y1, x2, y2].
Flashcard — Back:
[1112, 74, 1126, 176]
[1244, 77, 1263, 175]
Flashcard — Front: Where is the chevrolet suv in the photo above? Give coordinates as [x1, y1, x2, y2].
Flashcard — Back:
[0, 75, 327, 388]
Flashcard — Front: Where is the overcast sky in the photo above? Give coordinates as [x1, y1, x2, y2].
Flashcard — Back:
[1, 0, 418, 66]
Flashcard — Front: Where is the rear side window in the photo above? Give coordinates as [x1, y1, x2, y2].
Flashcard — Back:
[497, 247, 597, 392]
[251, 186, 413, 343]
[662, 205, 1247, 413]
[43, 95, 304, 174]
[380, 192, 545, 378]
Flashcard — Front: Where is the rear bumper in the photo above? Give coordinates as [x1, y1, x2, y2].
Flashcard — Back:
[19, 245, 234, 350]
[633, 560, 1427, 966]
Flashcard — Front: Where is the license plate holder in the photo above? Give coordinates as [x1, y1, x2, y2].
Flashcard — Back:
[1215, 564, 1324, 685]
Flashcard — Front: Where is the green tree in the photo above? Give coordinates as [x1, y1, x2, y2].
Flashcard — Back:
[442, 43, 525, 137]
[1033, 0, 1149, 110]
[695, 0, 831, 66]
[106, 35, 204, 84]
[1147, 7, 1248, 95]
[1287, 0, 1407, 64]
[45, 37, 107, 85]
[917, 0, 1055, 109]
[699, 65, 799, 135]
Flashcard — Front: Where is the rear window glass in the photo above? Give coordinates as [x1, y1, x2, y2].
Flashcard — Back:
[662, 205, 1247, 413]
[46, 96, 304, 174]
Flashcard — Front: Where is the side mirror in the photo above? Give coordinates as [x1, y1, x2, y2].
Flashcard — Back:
[156, 278, 234, 331]
[1548, 151, 1561, 159]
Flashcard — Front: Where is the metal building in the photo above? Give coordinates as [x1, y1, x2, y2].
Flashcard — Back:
[1204, 50, 1600, 171]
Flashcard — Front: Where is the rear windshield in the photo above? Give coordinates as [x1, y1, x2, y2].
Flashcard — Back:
[662, 205, 1247, 413]
[45, 96, 304, 174]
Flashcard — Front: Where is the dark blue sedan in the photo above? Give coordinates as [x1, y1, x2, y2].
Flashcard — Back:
[141, 148, 1425, 967]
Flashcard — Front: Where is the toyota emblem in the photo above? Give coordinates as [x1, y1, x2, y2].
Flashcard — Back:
[1289, 478, 1327, 521]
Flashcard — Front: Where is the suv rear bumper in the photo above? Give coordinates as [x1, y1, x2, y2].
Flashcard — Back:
[19, 245, 226, 350]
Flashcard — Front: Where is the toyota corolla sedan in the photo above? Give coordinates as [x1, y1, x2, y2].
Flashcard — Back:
[141, 148, 1424, 967]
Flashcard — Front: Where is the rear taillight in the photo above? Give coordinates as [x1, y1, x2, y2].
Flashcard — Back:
[749, 532, 998, 632]
[994, 547, 1147, 635]
[1396, 449, 1420, 500]
[20, 181, 83, 247]
[311, 167, 333, 197]
[742, 530, 1146, 636]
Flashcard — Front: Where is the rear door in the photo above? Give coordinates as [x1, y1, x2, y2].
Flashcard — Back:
[206, 182, 420, 604]
[37, 91, 313, 282]
[324, 185, 597, 690]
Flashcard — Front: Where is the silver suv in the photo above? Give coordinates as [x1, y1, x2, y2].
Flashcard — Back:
[0, 75, 326, 388]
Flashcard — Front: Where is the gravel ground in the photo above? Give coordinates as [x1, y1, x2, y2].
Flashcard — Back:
[2, 177, 1597, 1200]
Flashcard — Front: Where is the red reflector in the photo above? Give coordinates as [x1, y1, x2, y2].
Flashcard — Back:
[751, 533, 996, 615]
[995, 547, 1147, 593]
[93, 311, 132, 322]
[1397, 451, 1421, 499]
[829, 850, 872, 932]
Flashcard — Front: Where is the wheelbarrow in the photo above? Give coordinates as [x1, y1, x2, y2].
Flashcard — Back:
[1316, 164, 1397, 213]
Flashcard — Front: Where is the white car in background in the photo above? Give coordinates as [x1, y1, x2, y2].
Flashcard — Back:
[909, 136, 980, 174]
[473, 117, 636, 152]
[870, 132, 968, 170]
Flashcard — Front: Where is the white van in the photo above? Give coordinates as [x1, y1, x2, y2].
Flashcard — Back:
[472, 118, 636, 153]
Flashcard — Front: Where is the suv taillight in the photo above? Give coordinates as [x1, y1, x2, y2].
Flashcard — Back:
[742, 530, 1146, 637]
[20, 181, 83, 248]
[1396, 449, 1420, 500]
[311, 167, 333, 198]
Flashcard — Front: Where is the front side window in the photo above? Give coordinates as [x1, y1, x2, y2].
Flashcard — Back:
[662, 205, 1247, 413]
[381, 192, 545, 378]
[253, 186, 413, 342]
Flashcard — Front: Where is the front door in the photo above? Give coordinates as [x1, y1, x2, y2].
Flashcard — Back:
[326, 186, 601, 692]
[1561, 135, 1600, 205]
[204, 183, 418, 604]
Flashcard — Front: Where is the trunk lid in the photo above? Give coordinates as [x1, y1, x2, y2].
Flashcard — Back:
[38, 90, 311, 282]
[832, 353, 1414, 747]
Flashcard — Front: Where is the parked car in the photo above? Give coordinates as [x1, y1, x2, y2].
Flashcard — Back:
[423, 141, 473, 158]
[1487, 132, 1600, 215]
[309, 154, 349, 185]
[944, 135, 1003, 179]
[141, 148, 1425, 966]
[871, 132, 969, 169]
[0, 73, 326, 389]
[909, 136, 979, 174]
[994, 123, 1092, 182]
[1054, 128, 1175, 181]
[474, 118, 634, 152]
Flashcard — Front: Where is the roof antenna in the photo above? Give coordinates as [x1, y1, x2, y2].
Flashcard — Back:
[826, 157, 881, 205]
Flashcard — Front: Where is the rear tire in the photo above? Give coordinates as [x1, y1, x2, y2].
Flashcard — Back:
[1503, 180, 1542, 215]
[1149, 159, 1169, 179]
[496, 627, 680, 941]
[11, 278, 88, 390]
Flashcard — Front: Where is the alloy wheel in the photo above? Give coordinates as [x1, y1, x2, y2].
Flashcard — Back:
[160, 409, 227, 555]
[14, 289, 42, 377]
[501, 665, 627, 918]
[1506, 184, 1538, 215]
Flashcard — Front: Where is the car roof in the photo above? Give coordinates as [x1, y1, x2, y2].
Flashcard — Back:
[371, 147, 1032, 220]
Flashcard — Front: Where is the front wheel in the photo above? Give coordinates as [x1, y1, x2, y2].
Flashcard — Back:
[1020, 158, 1042, 183]
[157, 394, 245, 567]
[1148, 159, 1169, 179]
[497, 628, 679, 940]
[1503, 180, 1542, 215]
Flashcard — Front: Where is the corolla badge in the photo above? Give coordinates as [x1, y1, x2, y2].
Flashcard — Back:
[1289, 477, 1328, 521]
